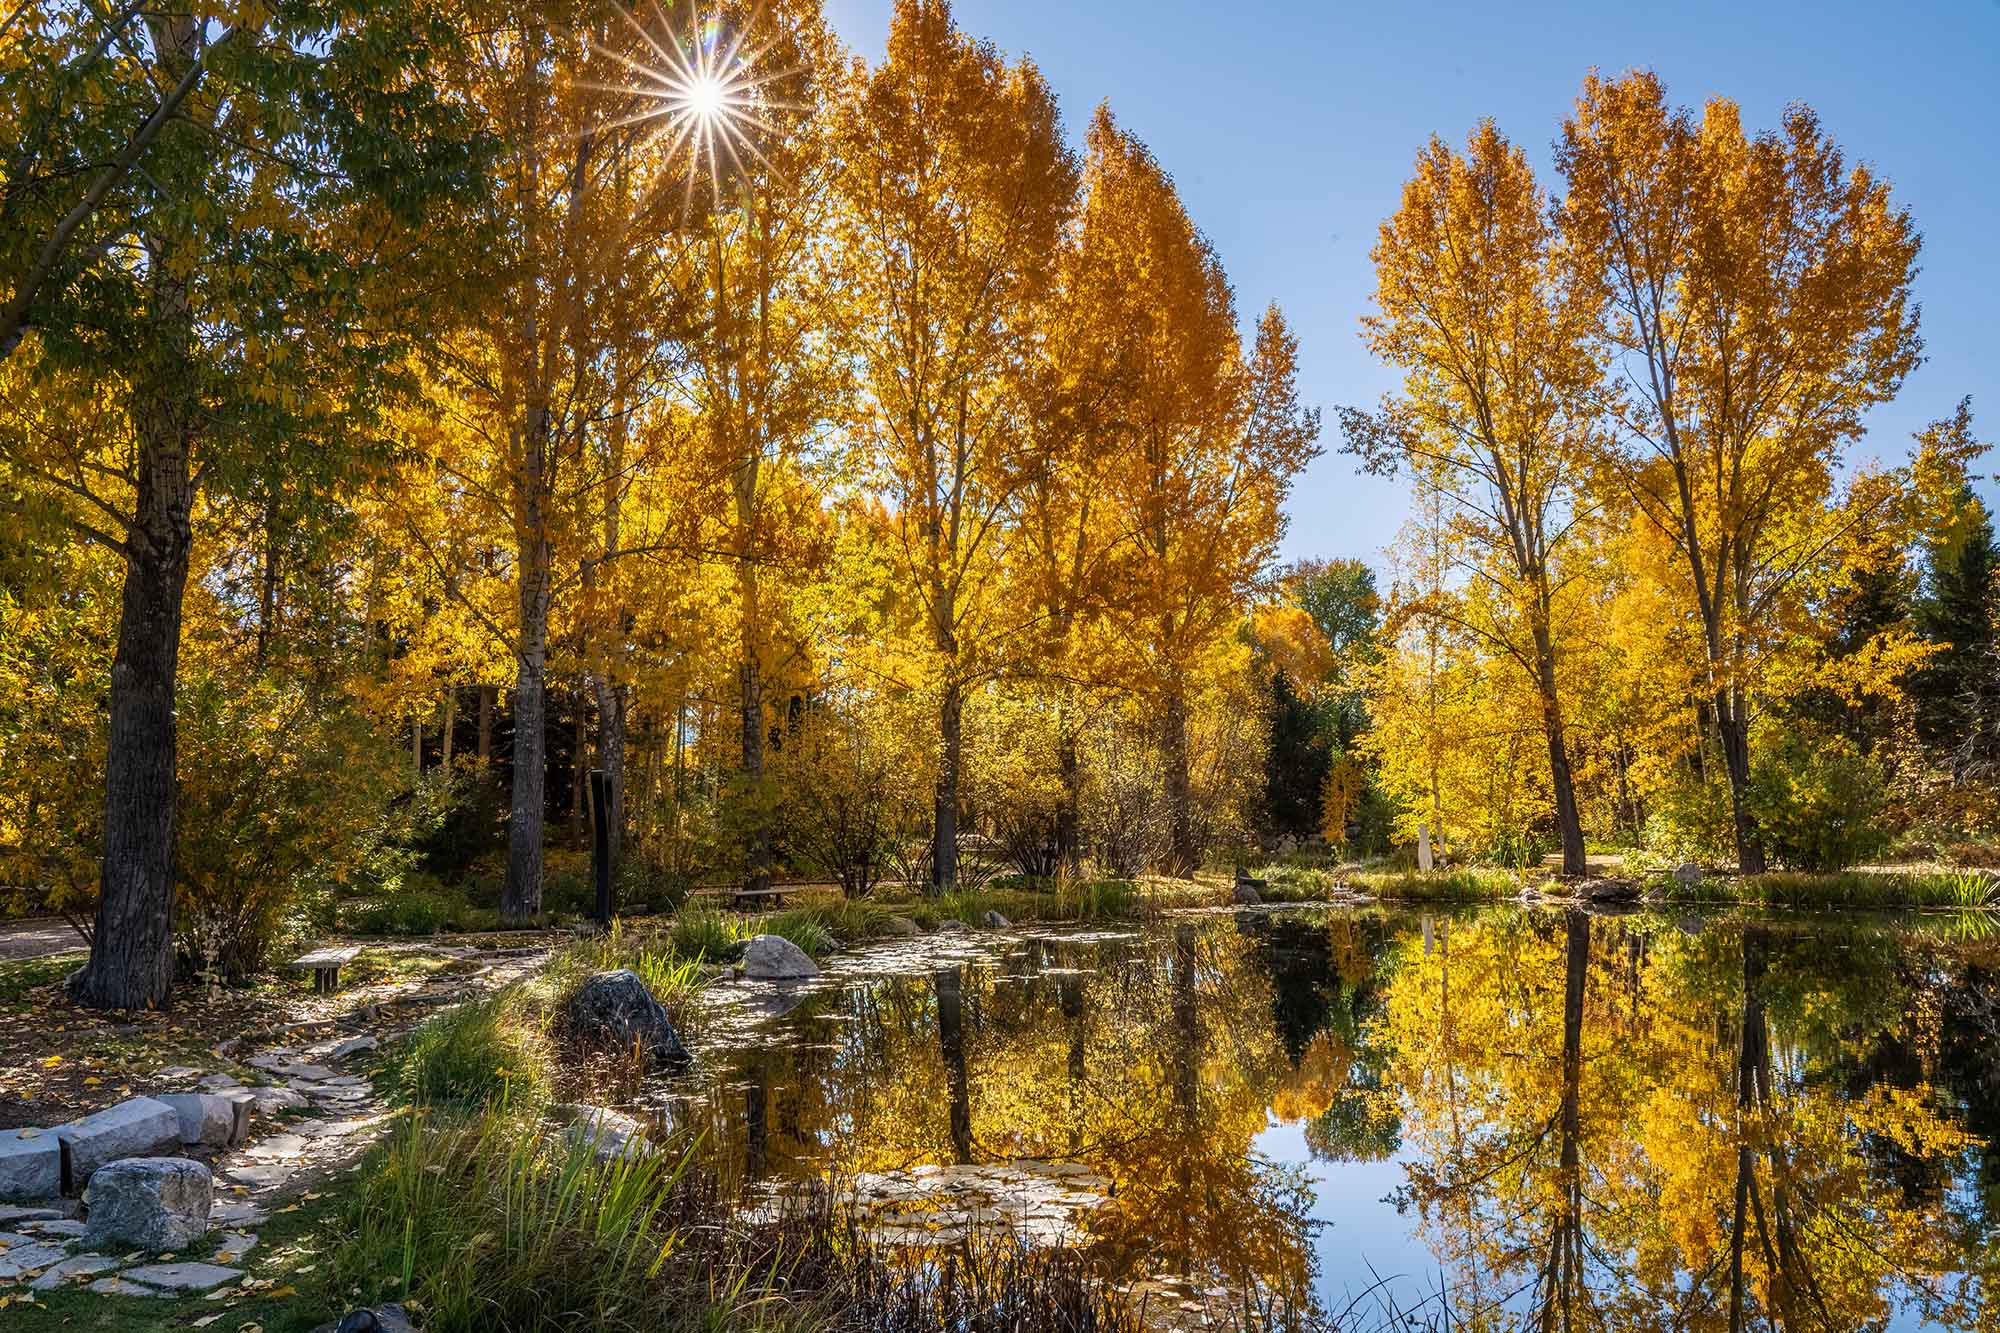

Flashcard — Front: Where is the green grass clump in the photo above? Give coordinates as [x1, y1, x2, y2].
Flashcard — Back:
[1350, 866, 1521, 901]
[398, 996, 548, 1109]
[1664, 868, 2000, 910]
[665, 905, 744, 961]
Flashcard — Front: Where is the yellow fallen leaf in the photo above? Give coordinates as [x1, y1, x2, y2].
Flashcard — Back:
[15, 1128, 40, 1140]
[40, 1055, 60, 1067]
[268, 1285, 297, 1298]
[83, 1076, 102, 1086]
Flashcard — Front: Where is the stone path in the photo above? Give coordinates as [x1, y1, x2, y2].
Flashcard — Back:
[0, 941, 551, 1306]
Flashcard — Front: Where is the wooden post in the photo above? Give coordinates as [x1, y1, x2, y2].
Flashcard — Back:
[591, 768, 612, 924]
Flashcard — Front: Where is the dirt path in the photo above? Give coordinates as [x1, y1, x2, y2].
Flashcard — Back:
[0, 917, 85, 962]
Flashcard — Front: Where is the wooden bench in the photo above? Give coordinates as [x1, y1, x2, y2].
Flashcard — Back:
[688, 885, 792, 911]
[290, 946, 362, 994]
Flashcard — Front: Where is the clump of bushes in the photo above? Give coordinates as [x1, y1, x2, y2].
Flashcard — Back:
[1746, 728, 1894, 872]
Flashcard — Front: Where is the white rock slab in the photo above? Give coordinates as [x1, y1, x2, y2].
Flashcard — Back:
[120, 1260, 242, 1292]
[0, 1128, 60, 1201]
[55, 1097, 182, 1185]
[0, 1240, 66, 1280]
[28, 1252, 119, 1290]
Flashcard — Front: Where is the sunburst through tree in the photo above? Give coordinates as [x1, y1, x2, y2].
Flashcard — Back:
[590, 2, 797, 210]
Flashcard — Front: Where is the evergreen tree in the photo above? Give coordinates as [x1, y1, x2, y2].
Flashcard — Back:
[1915, 493, 2000, 776]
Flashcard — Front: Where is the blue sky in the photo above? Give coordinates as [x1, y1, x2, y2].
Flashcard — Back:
[824, 0, 2000, 565]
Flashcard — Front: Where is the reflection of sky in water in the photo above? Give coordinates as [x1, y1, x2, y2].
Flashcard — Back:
[1254, 1118, 1447, 1322]
[650, 908, 1999, 1330]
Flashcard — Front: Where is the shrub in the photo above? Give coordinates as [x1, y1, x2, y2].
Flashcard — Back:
[1747, 727, 1894, 872]
[1645, 776, 1739, 866]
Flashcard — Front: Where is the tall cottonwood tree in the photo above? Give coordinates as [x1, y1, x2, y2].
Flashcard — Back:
[411, 0, 699, 919]
[676, 0, 845, 897]
[834, 0, 1077, 889]
[1086, 111, 1318, 871]
[1557, 72, 1921, 873]
[0, 4, 485, 1008]
[1344, 122, 1605, 876]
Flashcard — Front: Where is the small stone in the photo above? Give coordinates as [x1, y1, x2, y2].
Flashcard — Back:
[212, 1230, 258, 1261]
[29, 1252, 120, 1290]
[322, 1074, 368, 1087]
[1674, 861, 1703, 886]
[1231, 881, 1261, 906]
[197, 1073, 243, 1092]
[55, 1097, 183, 1187]
[936, 919, 967, 932]
[280, 1063, 339, 1082]
[155, 1066, 202, 1081]
[82, 1157, 212, 1252]
[883, 916, 919, 937]
[244, 1052, 289, 1073]
[248, 1087, 308, 1114]
[331, 1035, 378, 1060]
[562, 1106, 654, 1163]
[120, 1260, 242, 1292]
[980, 910, 1010, 929]
[23, 1218, 86, 1238]
[90, 1275, 170, 1295]
[0, 1127, 60, 1201]
[0, 1205, 61, 1223]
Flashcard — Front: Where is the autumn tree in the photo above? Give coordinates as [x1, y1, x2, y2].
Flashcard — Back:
[1345, 121, 1605, 876]
[673, 0, 846, 897]
[833, 0, 1078, 889]
[1084, 108, 1318, 872]
[1556, 72, 1922, 873]
[0, 3, 486, 1008]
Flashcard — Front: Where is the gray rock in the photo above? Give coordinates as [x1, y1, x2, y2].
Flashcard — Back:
[741, 934, 819, 980]
[280, 1062, 339, 1082]
[212, 1229, 258, 1261]
[156, 1093, 243, 1148]
[0, 1127, 60, 1201]
[565, 969, 691, 1068]
[248, 1087, 308, 1114]
[1673, 861, 1703, 886]
[120, 1260, 242, 1292]
[884, 916, 919, 937]
[562, 1106, 653, 1163]
[28, 1252, 120, 1291]
[320, 1303, 419, 1333]
[23, 1217, 85, 1237]
[0, 1240, 66, 1280]
[81, 1156, 212, 1251]
[1231, 881, 1262, 905]
[936, 918, 968, 932]
[1582, 878, 1640, 904]
[0, 1204, 62, 1223]
[89, 1275, 169, 1295]
[980, 910, 1011, 929]
[155, 1065, 201, 1081]
[198, 1073, 244, 1092]
[332, 1035, 379, 1060]
[56, 1096, 182, 1187]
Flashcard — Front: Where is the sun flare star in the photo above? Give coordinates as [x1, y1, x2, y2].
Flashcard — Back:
[589, 3, 797, 210]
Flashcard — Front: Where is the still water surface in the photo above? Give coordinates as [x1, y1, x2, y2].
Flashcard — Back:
[658, 907, 1998, 1329]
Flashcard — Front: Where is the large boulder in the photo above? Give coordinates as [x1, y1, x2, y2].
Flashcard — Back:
[319, 1304, 419, 1333]
[565, 969, 691, 1069]
[980, 910, 1010, 929]
[0, 1128, 60, 1202]
[1232, 880, 1262, 906]
[81, 1157, 212, 1251]
[741, 934, 819, 980]
[56, 1096, 182, 1189]
[883, 916, 920, 938]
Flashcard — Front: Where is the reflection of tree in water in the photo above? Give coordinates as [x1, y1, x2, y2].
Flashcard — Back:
[1372, 909, 1997, 1331]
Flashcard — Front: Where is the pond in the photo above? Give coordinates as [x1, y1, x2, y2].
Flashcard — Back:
[653, 906, 1999, 1329]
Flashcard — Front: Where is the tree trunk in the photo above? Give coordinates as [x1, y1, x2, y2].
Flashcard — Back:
[931, 678, 962, 892]
[1534, 624, 1587, 876]
[68, 382, 194, 1010]
[411, 717, 422, 775]
[739, 593, 770, 895]
[1715, 690, 1767, 874]
[441, 688, 455, 769]
[1160, 683, 1195, 875]
[1055, 691, 1082, 871]
[68, 104, 199, 1009]
[571, 687, 589, 849]
[477, 685, 494, 763]
[253, 490, 280, 671]
[503, 419, 552, 921]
